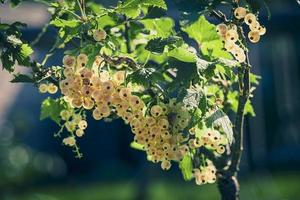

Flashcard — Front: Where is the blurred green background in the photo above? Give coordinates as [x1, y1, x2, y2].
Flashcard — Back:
[0, 0, 300, 200]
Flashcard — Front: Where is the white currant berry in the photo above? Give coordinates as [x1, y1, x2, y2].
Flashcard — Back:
[47, 83, 58, 94]
[234, 7, 247, 19]
[93, 30, 107, 41]
[225, 29, 239, 43]
[75, 129, 84, 137]
[38, 84, 48, 93]
[258, 26, 266, 36]
[216, 24, 228, 35]
[244, 13, 257, 25]
[248, 30, 260, 43]
[63, 55, 76, 68]
[78, 120, 88, 130]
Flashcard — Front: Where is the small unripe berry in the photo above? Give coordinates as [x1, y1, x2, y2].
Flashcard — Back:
[76, 129, 84, 137]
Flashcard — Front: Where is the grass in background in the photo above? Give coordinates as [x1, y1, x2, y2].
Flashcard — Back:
[6, 172, 300, 200]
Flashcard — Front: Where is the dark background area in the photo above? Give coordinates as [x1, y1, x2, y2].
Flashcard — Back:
[0, 0, 300, 199]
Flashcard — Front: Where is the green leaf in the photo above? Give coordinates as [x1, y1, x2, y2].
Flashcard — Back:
[250, 73, 261, 85]
[168, 45, 197, 63]
[50, 18, 79, 28]
[179, 154, 194, 181]
[141, 17, 174, 38]
[245, 100, 256, 117]
[10, 74, 33, 83]
[20, 44, 33, 58]
[10, 0, 21, 7]
[128, 67, 159, 87]
[40, 98, 67, 124]
[182, 15, 231, 59]
[145, 36, 183, 54]
[117, 0, 167, 18]
[206, 109, 233, 145]
[182, 85, 203, 109]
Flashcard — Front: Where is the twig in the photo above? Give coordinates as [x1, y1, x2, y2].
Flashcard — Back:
[229, 26, 251, 174]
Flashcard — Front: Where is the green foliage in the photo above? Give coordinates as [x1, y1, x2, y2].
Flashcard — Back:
[206, 109, 233, 144]
[0, 22, 33, 72]
[182, 15, 231, 59]
[0, 0, 263, 191]
[179, 154, 194, 181]
[10, 73, 33, 83]
[117, 0, 167, 18]
[40, 97, 68, 124]
[145, 36, 183, 54]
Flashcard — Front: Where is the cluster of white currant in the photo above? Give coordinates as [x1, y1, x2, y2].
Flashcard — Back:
[216, 7, 266, 63]
[234, 7, 266, 42]
[193, 160, 217, 185]
[60, 110, 87, 147]
[189, 128, 226, 155]
[130, 100, 192, 170]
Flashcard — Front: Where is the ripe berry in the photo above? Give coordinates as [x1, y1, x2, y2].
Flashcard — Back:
[244, 13, 257, 25]
[63, 55, 76, 68]
[248, 30, 260, 43]
[234, 7, 247, 19]
[47, 83, 58, 94]
[76, 129, 84, 137]
[38, 84, 48, 93]
[150, 105, 163, 117]
[225, 29, 239, 43]
[93, 30, 107, 41]
[78, 120, 88, 130]
[216, 23, 228, 35]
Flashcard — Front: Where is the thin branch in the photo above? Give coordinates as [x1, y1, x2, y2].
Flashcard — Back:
[229, 26, 251, 174]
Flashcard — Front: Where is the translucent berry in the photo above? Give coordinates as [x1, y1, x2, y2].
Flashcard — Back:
[63, 68, 74, 77]
[119, 87, 131, 100]
[258, 26, 266, 36]
[63, 136, 76, 146]
[76, 129, 84, 137]
[83, 97, 95, 110]
[150, 105, 163, 117]
[113, 71, 125, 84]
[65, 121, 76, 132]
[248, 30, 260, 43]
[234, 7, 247, 19]
[216, 24, 228, 35]
[47, 83, 58, 94]
[38, 84, 48, 93]
[249, 21, 260, 31]
[71, 98, 83, 108]
[92, 108, 102, 120]
[93, 30, 107, 41]
[63, 55, 76, 68]
[216, 145, 226, 154]
[77, 53, 88, 68]
[225, 29, 239, 43]
[60, 110, 71, 121]
[244, 13, 257, 25]
[161, 160, 171, 170]
[78, 120, 88, 130]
